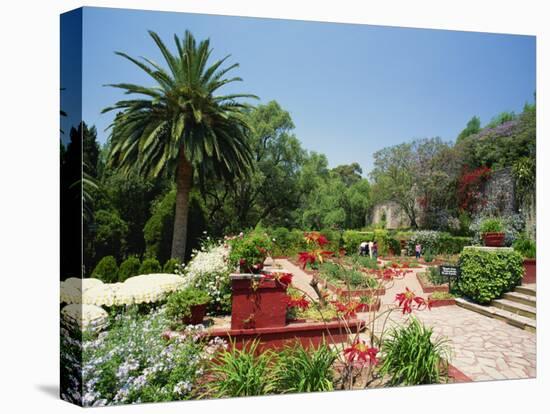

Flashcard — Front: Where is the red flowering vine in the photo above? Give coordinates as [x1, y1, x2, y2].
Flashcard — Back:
[457, 166, 491, 213]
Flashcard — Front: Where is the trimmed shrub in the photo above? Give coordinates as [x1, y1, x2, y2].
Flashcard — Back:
[374, 229, 390, 255]
[387, 237, 401, 255]
[343, 230, 374, 254]
[139, 258, 162, 275]
[163, 258, 180, 273]
[458, 248, 524, 304]
[269, 227, 304, 257]
[91, 256, 118, 283]
[117, 256, 141, 282]
[437, 233, 471, 254]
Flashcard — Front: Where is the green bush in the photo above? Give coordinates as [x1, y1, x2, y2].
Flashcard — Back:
[139, 257, 161, 275]
[269, 227, 304, 256]
[479, 217, 504, 233]
[117, 256, 141, 282]
[513, 236, 536, 259]
[423, 249, 434, 263]
[387, 237, 401, 255]
[319, 227, 341, 252]
[342, 230, 373, 254]
[437, 233, 471, 254]
[458, 248, 524, 304]
[228, 231, 272, 271]
[374, 229, 389, 255]
[273, 342, 336, 393]
[91, 256, 118, 283]
[379, 318, 450, 386]
[166, 287, 210, 321]
[162, 258, 180, 273]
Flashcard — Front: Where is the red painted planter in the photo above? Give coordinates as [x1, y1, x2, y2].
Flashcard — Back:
[183, 303, 208, 325]
[209, 319, 365, 352]
[230, 274, 288, 330]
[523, 258, 536, 284]
[427, 295, 456, 307]
[483, 232, 505, 247]
[416, 273, 449, 294]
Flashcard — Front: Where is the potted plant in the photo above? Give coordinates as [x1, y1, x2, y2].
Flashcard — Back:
[166, 287, 210, 325]
[229, 231, 272, 274]
[513, 235, 536, 283]
[479, 217, 505, 247]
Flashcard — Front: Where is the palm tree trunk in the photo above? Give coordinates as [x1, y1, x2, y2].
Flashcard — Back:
[171, 152, 193, 262]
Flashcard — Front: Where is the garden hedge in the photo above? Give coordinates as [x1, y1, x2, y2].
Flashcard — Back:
[458, 247, 524, 304]
[406, 231, 471, 256]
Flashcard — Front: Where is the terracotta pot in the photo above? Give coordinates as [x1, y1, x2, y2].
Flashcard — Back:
[183, 303, 208, 325]
[482, 232, 505, 247]
[523, 258, 536, 284]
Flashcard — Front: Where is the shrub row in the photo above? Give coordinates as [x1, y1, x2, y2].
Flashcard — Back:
[91, 255, 179, 283]
[405, 231, 471, 256]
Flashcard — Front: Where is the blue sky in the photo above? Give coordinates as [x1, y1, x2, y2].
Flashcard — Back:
[62, 7, 536, 173]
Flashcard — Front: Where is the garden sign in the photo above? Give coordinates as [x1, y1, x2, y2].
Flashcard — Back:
[439, 265, 461, 290]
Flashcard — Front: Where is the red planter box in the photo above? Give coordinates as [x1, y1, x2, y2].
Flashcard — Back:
[209, 319, 365, 352]
[427, 295, 456, 307]
[523, 258, 536, 284]
[230, 274, 288, 330]
[416, 272, 449, 294]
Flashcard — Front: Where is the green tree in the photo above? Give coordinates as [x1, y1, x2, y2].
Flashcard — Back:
[456, 116, 480, 143]
[104, 30, 256, 261]
[331, 162, 363, 186]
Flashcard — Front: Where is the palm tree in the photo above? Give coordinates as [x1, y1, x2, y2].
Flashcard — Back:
[103, 31, 256, 261]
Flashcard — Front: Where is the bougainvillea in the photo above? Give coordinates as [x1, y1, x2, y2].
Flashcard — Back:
[457, 166, 491, 213]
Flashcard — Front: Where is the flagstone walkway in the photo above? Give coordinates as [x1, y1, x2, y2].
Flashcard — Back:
[274, 258, 537, 382]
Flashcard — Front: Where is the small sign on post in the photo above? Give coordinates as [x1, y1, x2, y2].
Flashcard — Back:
[439, 265, 461, 291]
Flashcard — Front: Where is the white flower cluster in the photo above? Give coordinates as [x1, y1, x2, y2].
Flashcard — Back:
[180, 243, 232, 307]
[60, 274, 187, 307]
[61, 304, 109, 330]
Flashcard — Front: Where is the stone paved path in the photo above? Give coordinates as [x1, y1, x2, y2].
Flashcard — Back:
[276, 258, 536, 382]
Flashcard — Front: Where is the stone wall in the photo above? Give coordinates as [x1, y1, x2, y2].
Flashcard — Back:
[370, 201, 411, 229]
[480, 167, 516, 216]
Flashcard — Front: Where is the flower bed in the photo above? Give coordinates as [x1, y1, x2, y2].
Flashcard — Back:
[427, 292, 456, 307]
[416, 271, 449, 294]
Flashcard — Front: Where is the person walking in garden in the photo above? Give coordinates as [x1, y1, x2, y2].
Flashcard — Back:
[359, 241, 369, 256]
[415, 243, 422, 259]
[368, 240, 374, 258]
[372, 241, 378, 259]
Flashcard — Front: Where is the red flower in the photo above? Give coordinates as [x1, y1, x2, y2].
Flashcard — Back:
[304, 231, 329, 247]
[343, 340, 379, 366]
[298, 252, 316, 269]
[401, 262, 409, 268]
[331, 300, 366, 318]
[286, 294, 310, 310]
[263, 272, 293, 287]
[391, 263, 399, 269]
[395, 287, 428, 314]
